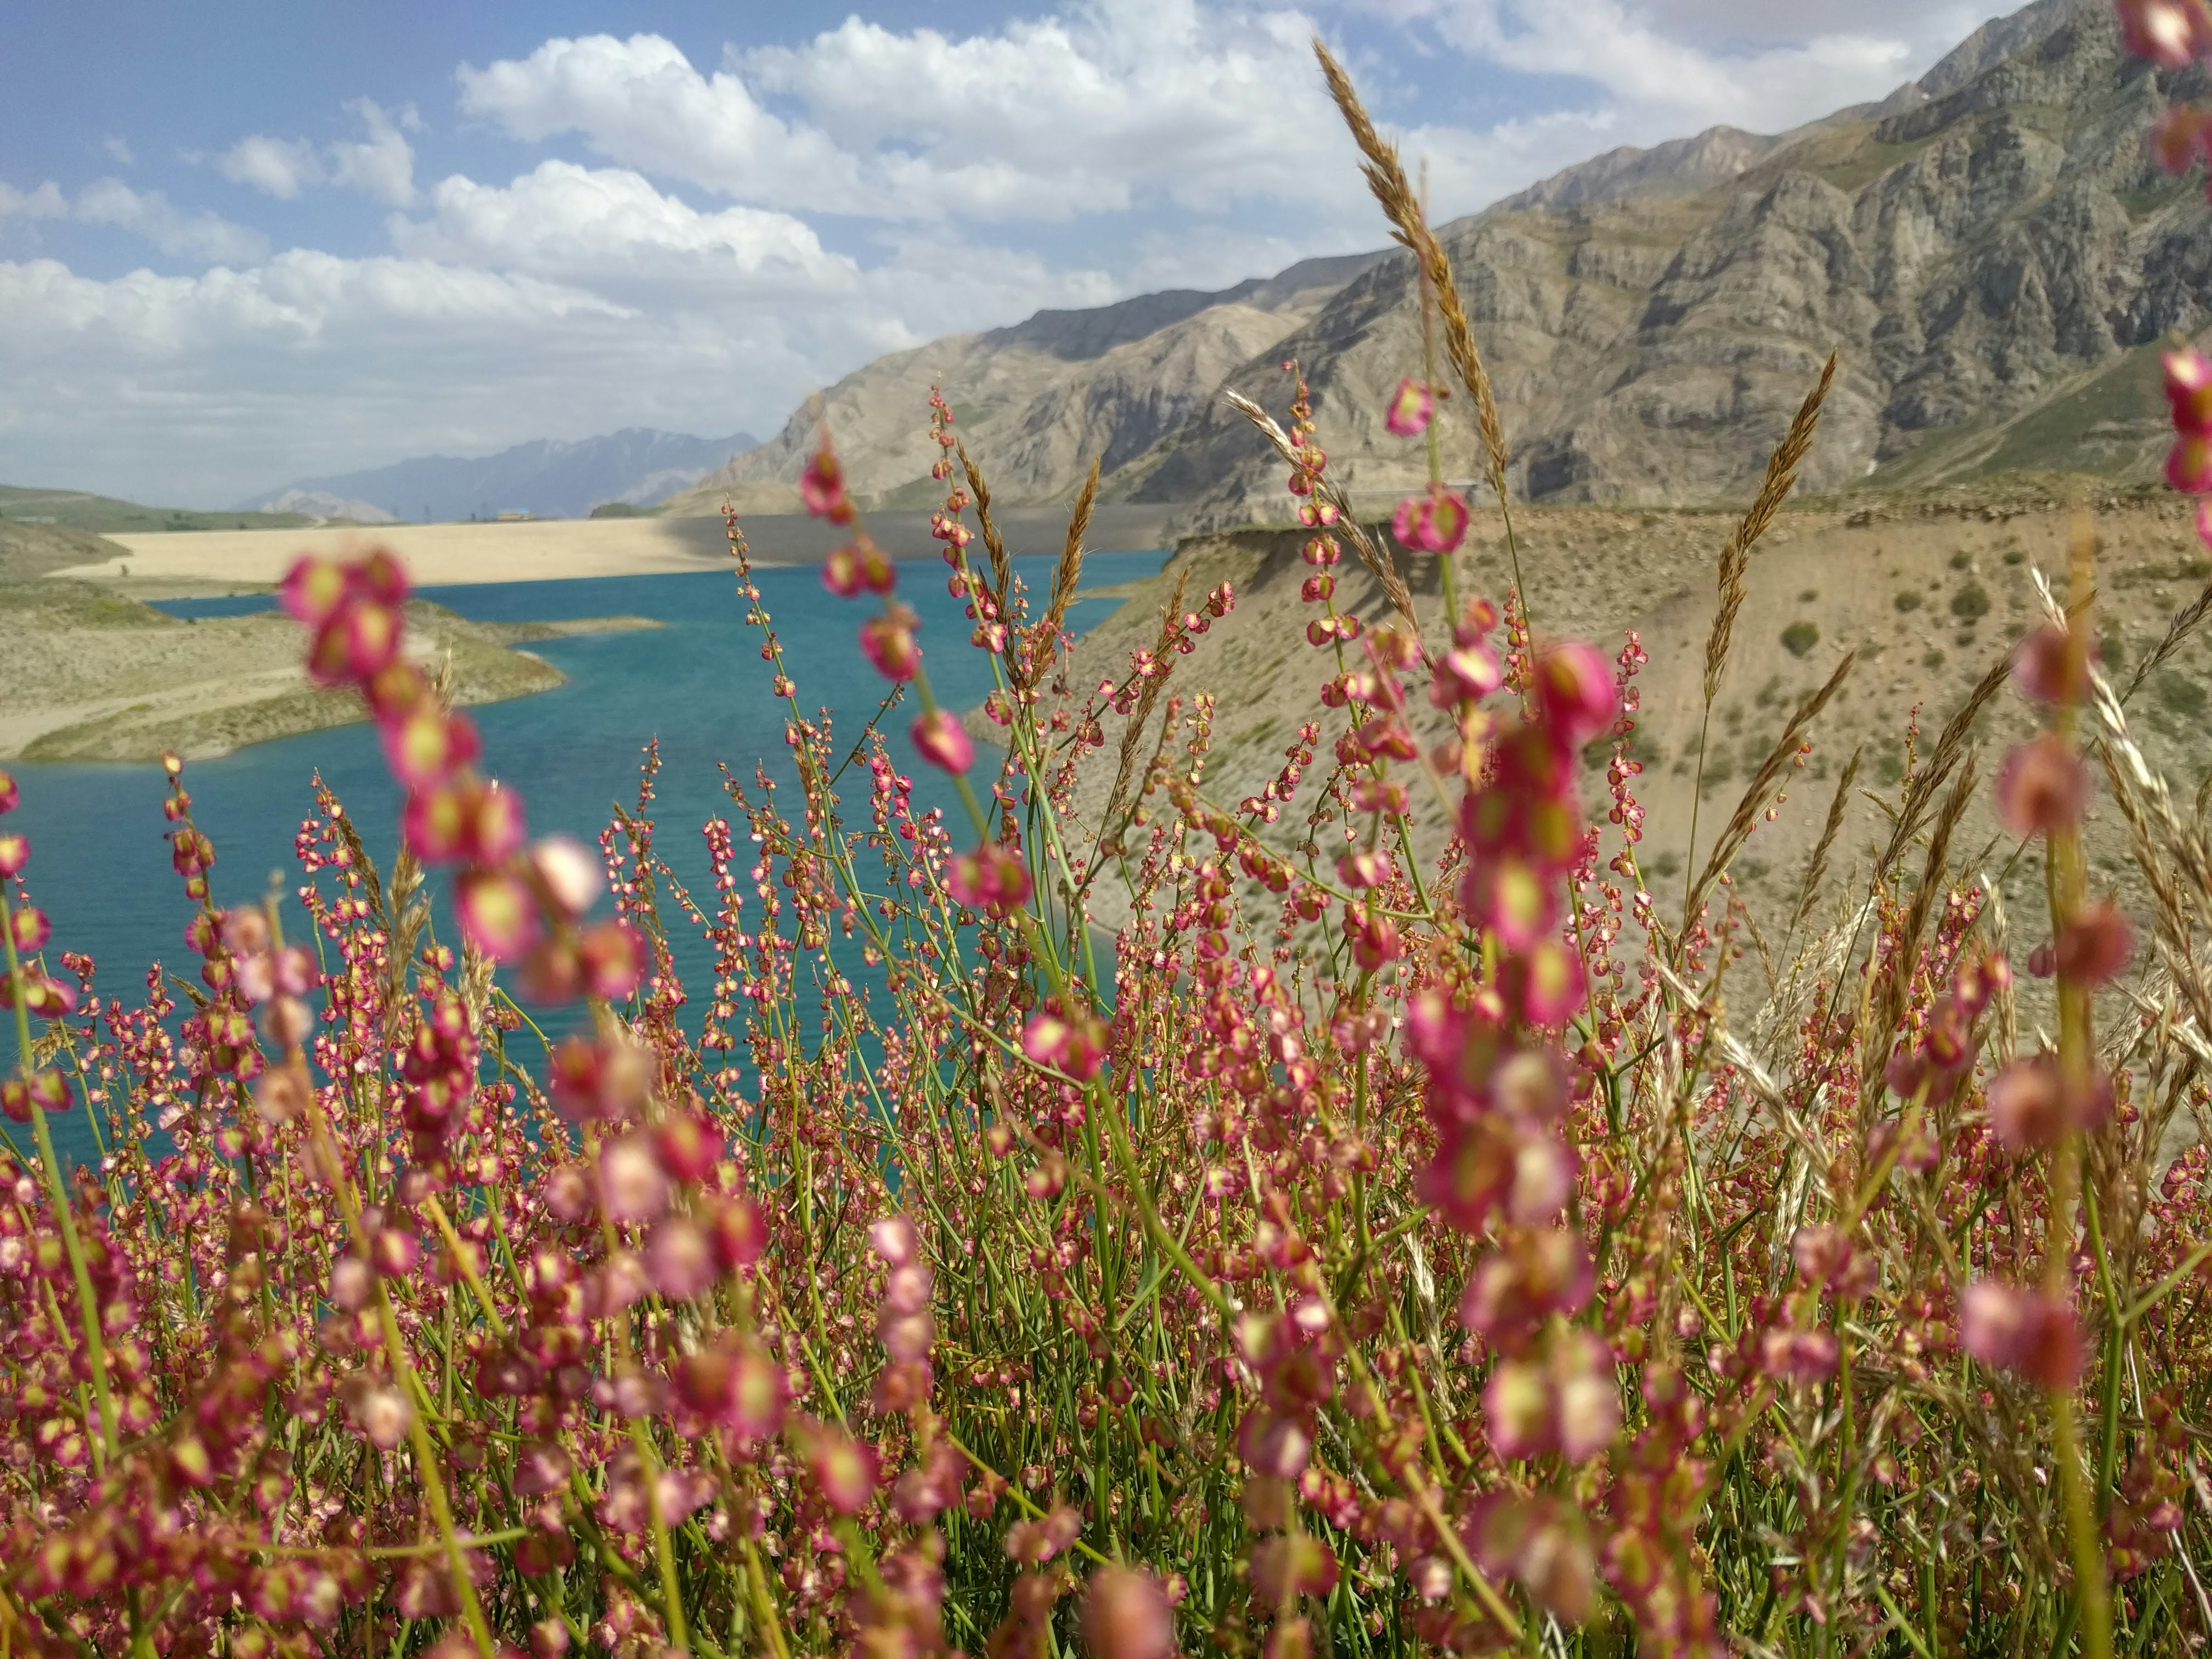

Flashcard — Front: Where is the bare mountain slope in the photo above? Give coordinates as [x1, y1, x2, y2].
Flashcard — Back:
[664, 257, 1381, 516]
[680, 0, 2172, 528]
[1132, 0, 2196, 524]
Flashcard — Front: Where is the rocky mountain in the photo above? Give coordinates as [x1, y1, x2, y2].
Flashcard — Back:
[1129, 0, 2212, 524]
[682, 0, 2212, 529]
[663, 256, 1383, 516]
[252, 488, 396, 524]
[245, 427, 757, 523]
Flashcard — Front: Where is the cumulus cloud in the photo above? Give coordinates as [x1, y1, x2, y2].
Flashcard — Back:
[0, 180, 67, 221]
[326, 101, 420, 207]
[0, 178, 267, 265]
[455, 7, 1378, 224]
[391, 161, 857, 294]
[217, 100, 417, 206]
[1384, 0, 1919, 135]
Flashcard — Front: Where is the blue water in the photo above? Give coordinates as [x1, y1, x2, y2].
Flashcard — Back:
[7, 549, 1166, 1169]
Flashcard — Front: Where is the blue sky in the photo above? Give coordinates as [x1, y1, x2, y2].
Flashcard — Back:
[3, 0, 2022, 506]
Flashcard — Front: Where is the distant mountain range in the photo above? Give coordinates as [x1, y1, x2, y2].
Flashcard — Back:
[244, 428, 758, 523]
[675, 0, 2204, 526]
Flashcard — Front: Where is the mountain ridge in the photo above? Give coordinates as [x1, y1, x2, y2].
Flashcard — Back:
[245, 427, 758, 523]
[674, 0, 2181, 528]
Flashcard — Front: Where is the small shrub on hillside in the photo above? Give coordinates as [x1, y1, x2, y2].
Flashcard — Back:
[1894, 588, 1923, 612]
[1951, 580, 1991, 620]
[1780, 619, 1819, 656]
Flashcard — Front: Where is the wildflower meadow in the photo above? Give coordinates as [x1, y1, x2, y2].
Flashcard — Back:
[12, 16, 2212, 1657]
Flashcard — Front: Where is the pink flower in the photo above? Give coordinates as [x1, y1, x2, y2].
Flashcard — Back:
[1082, 1566, 1176, 1659]
[797, 1417, 879, 1515]
[1464, 1494, 1595, 1626]
[860, 607, 922, 681]
[1961, 1280, 2081, 1389]
[2054, 899, 2135, 986]
[1023, 1012, 1107, 1081]
[453, 866, 540, 962]
[1392, 488, 1471, 554]
[1993, 734, 2087, 837]
[0, 769, 16, 815]
[645, 1216, 715, 1300]
[1431, 642, 1503, 706]
[529, 836, 603, 919]
[674, 1333, 786, 1438]
[2013, 622, 2094, 706]
[1385, 377, 1435, 437]
[822, 534, 895, 597]
[799, 445, 854, 524]
[578, 919, 644, 1000]
[2118, 0, 2212, 68]
[653, 1112, 721, 1182]
[1533, 642, 1616, 743]
[306, 600, 402, 686]
[600, 1132, 670, 1223]
[0, 833, 27, 876]
[912, 708, 974, 774]
[9, 905, 50, 953]
[1483, 1330, 1617, 1461]
[868, 1214, 921, 1268]
[381, 709, 479, 791]
[2169, 347, 2212, 432]
[1986, 1054, 2111, 1149]
[2170, 431, 2212, 494]
[946, 840, 1032, 915]
[2153, 106, 2212, 174]
[279, 554, 352, 625]
[1759, 1327, 1841, 1383]
[1458, 1228, 1594, 1347]
[708, 1194, 769, 1268]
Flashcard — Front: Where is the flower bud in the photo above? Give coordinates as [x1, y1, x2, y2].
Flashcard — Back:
[1082, 1566, 1176, 1659]
[912, 708, 975, 774]
[1993, 734, 2087, 837]
[1384, 376, 1434, 437]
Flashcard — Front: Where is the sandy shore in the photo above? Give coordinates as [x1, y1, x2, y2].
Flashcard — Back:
[53, 504, 1183, 591]
[61, 517, 739, 590]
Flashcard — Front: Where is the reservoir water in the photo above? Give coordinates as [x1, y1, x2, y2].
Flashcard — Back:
[8, 546, 1167, 1169]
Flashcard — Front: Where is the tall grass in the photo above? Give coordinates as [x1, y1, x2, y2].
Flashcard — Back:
[7, 18, 2212, 1657]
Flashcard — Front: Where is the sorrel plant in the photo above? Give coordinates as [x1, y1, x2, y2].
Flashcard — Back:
[9, 19, 2212, 1658]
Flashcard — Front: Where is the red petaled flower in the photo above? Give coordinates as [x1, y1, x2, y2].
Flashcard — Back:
[912, 708, 975, 774]
[1384, 377, 1434, 437]
[1961, 1280, 2081, 1389]
[2118, 0, 2212, 68]
[1993, 733, 2087, 837]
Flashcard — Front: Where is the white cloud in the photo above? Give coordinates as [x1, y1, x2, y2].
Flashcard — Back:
[101, 136, 136, 167]
[391, 161, 856, 292]
[216, 134, 324, 199]
[71, 180, 269, 265]
[1395, 0, 1918, 134]
[455, 9, 1380, 224]
[216, 100, 417, 206]
[0, 180, 67, 221]
[327, 100, 419, 207]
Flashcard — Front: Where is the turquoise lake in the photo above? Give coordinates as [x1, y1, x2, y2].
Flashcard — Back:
[7, 547, 1166, 1169]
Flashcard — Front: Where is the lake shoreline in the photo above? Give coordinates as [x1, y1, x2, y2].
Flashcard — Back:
[52, 504, 1182, 591]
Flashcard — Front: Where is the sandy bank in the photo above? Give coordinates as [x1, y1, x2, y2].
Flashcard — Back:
[62, 517, 739, 589]
[52, 504, 1182, 590]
